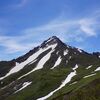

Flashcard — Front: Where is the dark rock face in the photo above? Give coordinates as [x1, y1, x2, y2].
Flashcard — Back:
[0, 61, 15, 77]
[93, 52, 100, 58]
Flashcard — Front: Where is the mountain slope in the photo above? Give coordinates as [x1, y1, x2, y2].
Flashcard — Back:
[0, 36, 100, 100]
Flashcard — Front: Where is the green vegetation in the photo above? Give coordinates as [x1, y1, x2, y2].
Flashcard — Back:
[0, 65, 100, 100]
[0, 67, 72, 100]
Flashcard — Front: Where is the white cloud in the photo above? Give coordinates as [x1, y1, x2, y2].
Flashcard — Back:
[79, 18, 96, 36]
[23, 13, 99, 43]
[0, 35, 39, 54]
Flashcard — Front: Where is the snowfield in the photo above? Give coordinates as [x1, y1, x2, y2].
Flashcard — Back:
[83, 73, 96, 78]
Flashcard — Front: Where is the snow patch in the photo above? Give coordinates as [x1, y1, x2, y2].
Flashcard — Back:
[69, 56, 72, 60]
[83, 73, 96, 78]
[56, 51, 59, 55]
[95, 67, 100, 71]
[72, 64, 78, 70]
[86, 65, 92, 69]
[15, 81, 32, 93]
[77, 48, 82, 53]
[37, 64, 78, 100]
[63, 49, 68, 56]
[67, 45, 70, 48]
[51, 56, 62, 69]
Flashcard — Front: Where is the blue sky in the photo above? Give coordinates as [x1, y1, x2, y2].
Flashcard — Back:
[0, 0, 100, 60]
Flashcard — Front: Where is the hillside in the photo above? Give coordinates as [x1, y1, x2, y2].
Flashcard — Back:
[0, 36, 100, 100]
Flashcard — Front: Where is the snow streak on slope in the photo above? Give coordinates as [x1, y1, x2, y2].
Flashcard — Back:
[37, 64, 78, 100]
[63, 49, 68, 56]
[15, 81, 32, 93]
[83, 73, 96, 78]
[86, 65, 92, 69]
[45, 37, 54, 43]
[51, 56, 62, 69]
[18, 44, 57, 79]
[77, 48, 82, 53]
[69, 81, 77, 85]
[0, 44, 57, 80]
[95, 67, 100, 71]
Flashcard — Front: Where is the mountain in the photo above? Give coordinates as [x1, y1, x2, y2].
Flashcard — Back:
[0, 36, 100, 100]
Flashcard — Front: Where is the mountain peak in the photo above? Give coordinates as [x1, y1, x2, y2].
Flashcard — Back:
[14, 36, 65, 63]
[40, 36, 64, 48]
[46, 36, 60, 43]
[50, 36, 59, 40]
